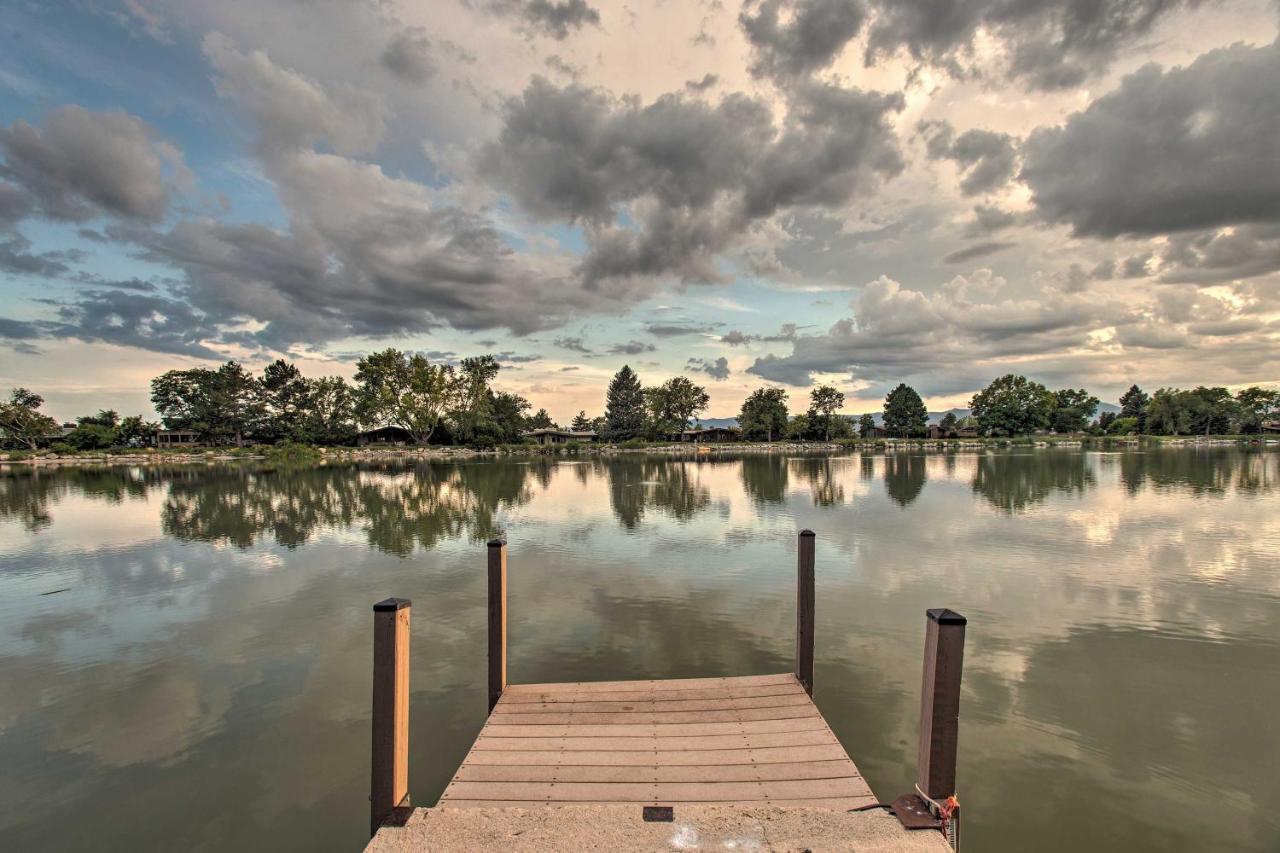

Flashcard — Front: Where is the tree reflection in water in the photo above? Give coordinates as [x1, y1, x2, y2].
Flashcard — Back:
[789, 457, 845, 507]
[883, 453, 927, 507]
[739, 456, 788, 505]
[971, 451, 1095, 513]
[607, 459, 711, 529]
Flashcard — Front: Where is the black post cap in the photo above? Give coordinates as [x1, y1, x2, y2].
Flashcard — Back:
[487, 538, 506, 547]
[799, 529, 816, 537]
[373, 597, 412, 612]
[926, 607, 966, 625]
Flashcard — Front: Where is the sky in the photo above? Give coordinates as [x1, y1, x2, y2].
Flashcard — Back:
[1, 0, 1279, 424]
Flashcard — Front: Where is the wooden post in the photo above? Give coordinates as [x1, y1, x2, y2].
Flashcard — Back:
[370, 598, 411, 836]
[487, 538, 507, 714]
[795, 530, 815, 695]
[916, 608, 967, 801]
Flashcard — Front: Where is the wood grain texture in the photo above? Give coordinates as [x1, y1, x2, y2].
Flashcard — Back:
[796, 530, 816, 695]
[370, 600, 411, 835]
[487, 541, 507, 714]
[438, 673, 874, 810]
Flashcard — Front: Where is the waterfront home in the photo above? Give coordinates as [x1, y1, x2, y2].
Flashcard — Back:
[155, 429, 202, 448]
[680, 426, 741, 442]
[357, 426, 417, 446]
[523, 428, 597, 445]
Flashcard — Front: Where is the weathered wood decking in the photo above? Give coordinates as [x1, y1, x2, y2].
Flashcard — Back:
[439, 673, 876, 810]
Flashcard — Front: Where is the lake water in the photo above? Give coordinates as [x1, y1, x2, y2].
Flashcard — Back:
[1, 448, 1277, 852]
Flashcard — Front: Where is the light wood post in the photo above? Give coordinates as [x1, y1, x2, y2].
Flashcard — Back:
[795, 530, 816, 695]
[916, 608, 966, 800]
[371, 597, 411, 836]
[487, 539, 507, 714]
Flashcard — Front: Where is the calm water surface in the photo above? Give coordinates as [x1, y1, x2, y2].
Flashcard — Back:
[1, 448, 1277, 852]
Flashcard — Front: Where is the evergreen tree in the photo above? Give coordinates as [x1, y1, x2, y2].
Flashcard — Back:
[604, 365, 645, 440]
[570, 411, 593, 431]
[857, 413, 876, 438]
[883, 384, 928, 437]
[939, 412, 958, 433]
[1119, 384, 1149, 432]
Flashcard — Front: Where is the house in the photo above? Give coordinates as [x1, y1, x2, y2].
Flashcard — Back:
[954, 425, 980, 438]
[357, 426, 417, 446]
[679, 426, 740, 443]
[861, 426, 887, 439]
[523, 428, 597, 446]
[1262, 420, 1280, 433]
[156, 429, 202, 448]
[926, 425, 952, 439]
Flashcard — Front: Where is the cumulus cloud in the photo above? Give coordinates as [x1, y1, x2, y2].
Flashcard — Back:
[482, 76, 904, 284]
[920, 120, 1018, 196]
[0, 106, 188, 222]
[380, 28, 435, 83]
[1023, 42, 1280, 238]
[739, 0, 865, 80]
[1158, 225, 1280, 284]
[52, 290, 222, 358]
[864, 0, 1194, 90]
[482, 0, 602, 40]
[687, 356, 731, 380]
[608, 340, 656, 354]
[746, 271, 1130, 386]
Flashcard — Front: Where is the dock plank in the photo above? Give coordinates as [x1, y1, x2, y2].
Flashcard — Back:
[438, 674, 875, 810]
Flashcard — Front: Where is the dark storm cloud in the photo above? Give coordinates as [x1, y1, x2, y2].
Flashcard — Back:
[0, 234, 74, 278]
[380, 28, 435, 83]
[482, 0, 602, 39]
[1023, 42, 1280, 238]
[52, 291, 222, 358]
[919, 120, 1018, 196]
[739, 0, 865, 80]
[0, 106, 186, 222]
[864, 0, 1194, 90]
[1158, 225, 1280, 284]
[483, 76, 904, 284]
[0, 317, 42, 340]
[608, 340, 656, 354]
[644, 321, 724, 337]
[687, 356, 730, 380]
[943, 241, 1015, 263]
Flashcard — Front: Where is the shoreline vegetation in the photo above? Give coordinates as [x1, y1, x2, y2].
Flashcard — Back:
[3, 433, 1275, 468]
[2, 354, 1278, 463]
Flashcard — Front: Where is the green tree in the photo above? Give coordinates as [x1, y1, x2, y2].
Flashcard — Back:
[1119, 384, 1149, 432]
[66, 409, 120, 450]
[1, 390, 60, 450]
[883, 384, 928, 437]
[738, 387, 789, 441]
[354, 349, 455, 444]
[1235, 386, 1279, 433]
[939, 412, 958, 433]
[258, 359, 309, 442]
[150, 361, 262, 446]
[604, 365, 645, 441]
[487, 392, 531, 443]
[450, 356, 501, 443]
[858, 413, 876, 438]
[1049, 388, 1099, 433]
[117, 414, 160, 446]
[1097, 411, 1117, 432]
[1145, 389, 1191, 435]
[645, 376, 710, 438]
[570, 411, 594, 431]
[807, 385, 845, 441]
[969, 374, 1054, 436]
[785, 413, 812, 440]
[297, 376, 357, 444]
[525, 408, 556, 430]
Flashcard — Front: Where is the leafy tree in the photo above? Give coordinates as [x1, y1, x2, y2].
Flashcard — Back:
[645, 376, 710, 438]
[1145, 389, 1191, 436]
[354, 349, 455, 444]
[526, 408, 556, 430]
[939, 412, 958, 432]
[1235, 386, 1279, 433]
[151, 361, 263, 446]
[858, 413, 876, 438]
[297, 376, 358, 444]
[969, 374, 1054, 436]
[450, 356, 501, 443]
[66, 410, 120, 450]
[604, 365, 645, 441]
[1, 390, 61, 450]
[570, 411, 594, 431]
[785, 413, 812, 440]
[738, 387, 789, 441]
[807, 385, 845, 441]
[1119, 384, 1149, 432]
[1107, 416, 1138, 435]
[1049, 388, 1099, 433]
[883, 384, 927, 437]
[487, 392, 531, 443]
[1097, 411, 1117, 432]
[258, 359, 310, 442]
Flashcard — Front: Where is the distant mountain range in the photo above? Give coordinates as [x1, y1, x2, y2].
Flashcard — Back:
[699, 402, 1121, 430]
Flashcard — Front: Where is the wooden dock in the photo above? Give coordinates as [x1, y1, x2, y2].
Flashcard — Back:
[366, 532, 966, 851]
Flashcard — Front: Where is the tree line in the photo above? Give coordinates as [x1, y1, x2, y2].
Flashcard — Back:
[2, 354, 1278, 451]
